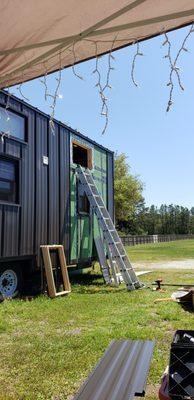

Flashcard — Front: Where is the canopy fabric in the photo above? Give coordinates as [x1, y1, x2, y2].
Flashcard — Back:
[0, 0, 194, 88]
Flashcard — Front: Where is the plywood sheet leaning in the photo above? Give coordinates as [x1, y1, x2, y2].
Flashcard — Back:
[40, 245, 71, 298]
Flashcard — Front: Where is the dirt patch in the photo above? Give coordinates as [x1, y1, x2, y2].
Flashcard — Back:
[145, 383, 160, 398]
[134, 259, 194, 270]
[64, 328, 82, 335]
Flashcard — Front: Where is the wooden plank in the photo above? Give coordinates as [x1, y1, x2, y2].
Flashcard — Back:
[41, 246, 56, 298]
[40, 245, 71, 298]
[58, 246, 71, 292]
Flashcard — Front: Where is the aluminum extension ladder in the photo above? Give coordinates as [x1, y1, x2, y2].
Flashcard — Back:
[76, 166, 143, 291]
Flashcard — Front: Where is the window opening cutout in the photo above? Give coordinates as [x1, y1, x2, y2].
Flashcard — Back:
[77, 179, 90, 214]
[78, 193, 90, 214]
[72, 140, 92, 169]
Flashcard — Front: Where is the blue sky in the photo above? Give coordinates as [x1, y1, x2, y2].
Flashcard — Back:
[11, 26, 194, 208]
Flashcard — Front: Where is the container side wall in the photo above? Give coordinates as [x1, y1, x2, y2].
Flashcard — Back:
[0, 205, 2, 256]
[5, 140, 21, 158]
[48, 124, 59, 244]
[59, 127, 70, 263]
[3, 205, 19, 257]
[0, 90, 114, 271]
[0, 92, 22, 259]
[19, 106, 35, 255]
[35, 114, 48, 261]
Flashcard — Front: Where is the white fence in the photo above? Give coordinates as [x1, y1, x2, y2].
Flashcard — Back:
[121, 234, 194, 246]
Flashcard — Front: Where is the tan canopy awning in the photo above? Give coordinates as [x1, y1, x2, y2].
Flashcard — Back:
[0, 0, 194, 88]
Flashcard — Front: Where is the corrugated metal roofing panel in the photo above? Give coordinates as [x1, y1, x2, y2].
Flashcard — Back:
[73, 340, 154, 400]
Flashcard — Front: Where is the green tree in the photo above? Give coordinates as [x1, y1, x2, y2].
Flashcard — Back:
[189, 207, 194, 234]
[114, 153, 144, 232]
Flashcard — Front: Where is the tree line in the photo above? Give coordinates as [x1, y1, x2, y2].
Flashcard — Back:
[129, 204, 194, 235]
[115, 153, 194, 235]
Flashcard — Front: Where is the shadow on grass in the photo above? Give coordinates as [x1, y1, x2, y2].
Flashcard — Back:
[69, 272, 126, 295]
[179, 302, 194, 313]
[70, 272, 103, 285]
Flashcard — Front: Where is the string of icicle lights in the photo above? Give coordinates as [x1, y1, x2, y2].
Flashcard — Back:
[1, 23, 194, 140]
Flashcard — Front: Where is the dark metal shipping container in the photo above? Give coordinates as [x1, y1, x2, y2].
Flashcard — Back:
[0, 91, 114, 297]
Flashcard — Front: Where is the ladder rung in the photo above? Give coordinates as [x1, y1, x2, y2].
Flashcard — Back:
[77, 166, 140, 291]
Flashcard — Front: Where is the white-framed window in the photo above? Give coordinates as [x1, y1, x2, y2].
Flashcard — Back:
[0, 107, 25, 141]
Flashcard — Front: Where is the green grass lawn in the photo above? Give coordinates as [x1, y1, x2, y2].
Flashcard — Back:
[1, 266, 194, 400]
[126, 239, 194, 262]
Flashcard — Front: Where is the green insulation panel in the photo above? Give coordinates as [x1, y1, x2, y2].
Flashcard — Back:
[93, 147, 107, 242]
[70, 135, 110, 266]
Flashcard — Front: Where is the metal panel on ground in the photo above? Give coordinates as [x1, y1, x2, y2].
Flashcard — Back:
[19, 106, 35, 255]
[73, 340, 154, 400]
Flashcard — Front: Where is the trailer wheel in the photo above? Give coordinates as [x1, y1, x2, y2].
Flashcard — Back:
[0, 266, 23, 298]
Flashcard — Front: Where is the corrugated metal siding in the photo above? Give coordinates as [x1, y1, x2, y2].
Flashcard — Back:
[0, 205, 3, 256]
[19, 106, 35, 255]
[0, 91, 114, 268]
[8, 96, 22, 113]
[59, 127, 70, 262]
[0, 94, 22, 259]
[48, 123, 59, 244]
[3, 205, 19, 257]
[73, 340, 154, 400]
[5, 140, 21, 158]
[0, 140, 4, 154]
[35, 114, 48, 254]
